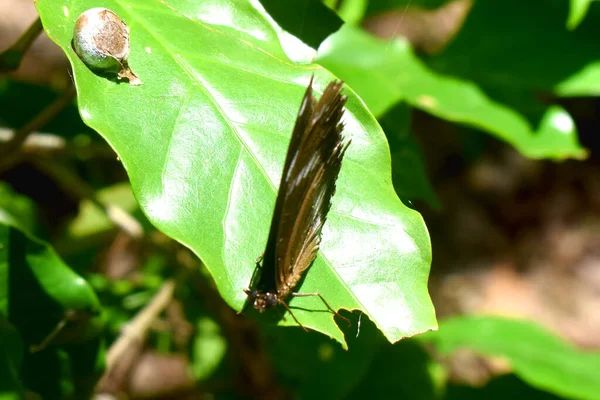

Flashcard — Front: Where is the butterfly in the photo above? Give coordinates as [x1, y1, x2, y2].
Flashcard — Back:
[243, 77, 350, 330]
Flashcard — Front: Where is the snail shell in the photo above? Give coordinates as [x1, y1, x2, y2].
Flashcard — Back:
[73, 8, 142, 85]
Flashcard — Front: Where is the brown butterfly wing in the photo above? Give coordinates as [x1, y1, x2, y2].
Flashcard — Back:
[259, 78, 348, 297]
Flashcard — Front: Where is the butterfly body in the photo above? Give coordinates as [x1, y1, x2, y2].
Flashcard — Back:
[243, 77, 350, 330]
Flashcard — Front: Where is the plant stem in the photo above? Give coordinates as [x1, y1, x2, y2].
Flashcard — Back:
[94, 280, 176, 396]
[0, 17, 43, 72]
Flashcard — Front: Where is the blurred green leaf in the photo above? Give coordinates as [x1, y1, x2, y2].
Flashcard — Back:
[0, 80, 90, 136]
[64, 338, 105, 399]
[191, 317, 227, 380]
[265, 311, 381, 399]
[0, 207, 103, 398]
[0, 392, 22, 400]
[378, 104, 439, 207]
[336, 0, 368, 25]
[567, 0, 595, 29]
[348, 336, 444, 399]
[37, 0, 436, 345]
[0, 315, 25, 397]
[0, 183, 38, 239]
[64, 182, 142, 239]
[446, 374, 565, 400]
[0, 220, 102, 346]
[21, 348, 73, 399]
[422, 316, 600, 400]
[317, 25, 587, 160]
[259, 0, 343, 49]
[429, 0, 600, 98]
[365, 0, 446, 17]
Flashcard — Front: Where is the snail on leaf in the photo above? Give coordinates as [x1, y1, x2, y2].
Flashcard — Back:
[73, 8, 142, 85]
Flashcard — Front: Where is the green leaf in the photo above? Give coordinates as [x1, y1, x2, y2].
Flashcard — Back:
[0, 315, 25, 397]
[365, 0, 446, 17]
[428, 0, 600, 99]
[0, 79, 92, 137]
[0, 221, 102, 346]
[336, 0, 368, 25]
[63, 338, 105, 398]
[348, 337, 443, 399]
[22, 348, 73, 399]
[422, 316, 600, 400]
[317, 25, 587, 160]
[0, 183, 38, 238]
[191, 317, 227, 380]
[567, 0, 595, 29]
[64, 182, 142, 239]
[259, 0, 344, 49]
[36, 0, 436, 345]
[446, 374, 565, 400]
[378, 104, 439, 207]
[265, 311, 381, 398]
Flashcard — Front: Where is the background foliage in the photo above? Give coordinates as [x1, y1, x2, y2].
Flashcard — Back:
[1, 0, 599, 398]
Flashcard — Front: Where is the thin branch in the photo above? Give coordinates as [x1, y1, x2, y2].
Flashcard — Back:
[0, 17, 43, 72]
[0, 128, 119, 159]
[106, 280, 176, 367]
[0, 83, 76, 171]
[0, 128, 66, 152]
[94, 280, 176, 397]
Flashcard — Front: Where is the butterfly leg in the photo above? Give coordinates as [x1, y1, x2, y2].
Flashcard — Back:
[30, 316, 68, 353]
[255, 253, 264, 266]
[240, 253, 266, 315]
[291, 292, 351, 326]
[278, 301, 308, 332]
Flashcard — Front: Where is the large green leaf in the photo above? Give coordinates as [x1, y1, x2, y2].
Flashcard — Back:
[36, 0, 436, 345]
[317, 25, 586, 160]
[422, 316, 600, 400]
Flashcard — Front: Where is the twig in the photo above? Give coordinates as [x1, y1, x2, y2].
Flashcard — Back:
[94, 280, 176, 397]
[0, 128, 117, 159]
[0, 83, 76, 171]
[0, 128, 66, 151]
[0, 17, 43, 72]
[106, 280, 176, 367]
